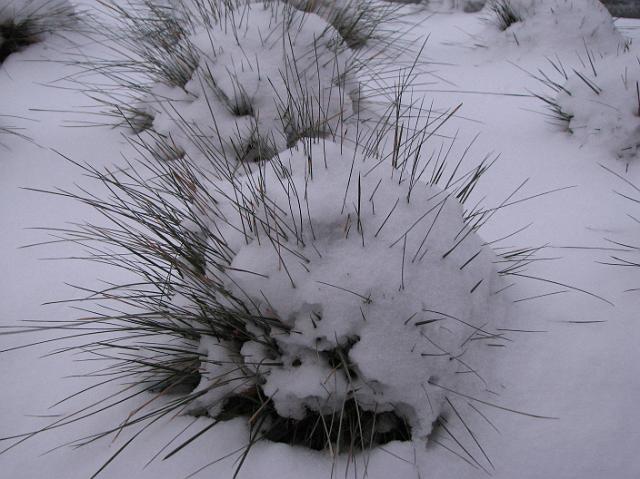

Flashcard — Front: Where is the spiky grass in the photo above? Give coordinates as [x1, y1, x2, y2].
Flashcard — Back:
[0, 0, 77, 63]
[0, 114, 32, 145]
[514, 56, 575, 129]
[599, 164, 640, 277]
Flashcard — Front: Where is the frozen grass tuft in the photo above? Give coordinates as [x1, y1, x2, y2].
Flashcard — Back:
[284, 0, 410, 51]
[526, 46, 640, 161]
[481, 0, 625, 53]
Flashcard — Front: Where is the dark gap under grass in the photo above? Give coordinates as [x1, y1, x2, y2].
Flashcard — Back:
[217, 387, 412, 451]
[0, 20, 40, 63]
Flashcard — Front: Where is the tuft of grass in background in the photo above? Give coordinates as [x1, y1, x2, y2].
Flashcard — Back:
[0, 0, 77, 63]
[514, 56, 575, 130]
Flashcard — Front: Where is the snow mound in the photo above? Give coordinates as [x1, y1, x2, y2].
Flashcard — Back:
[560, 51, 640, 159]
[0, 0, 75, 62]
[189, 139, 509, 440]
[134, 1, 358, 164]
[534, 47, 640, 160]
[484, 0, 625, 53]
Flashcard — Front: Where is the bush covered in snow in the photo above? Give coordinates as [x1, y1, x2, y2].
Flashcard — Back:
[0, 0, 75, 63]
[48, 122, 529, 470]
[531, 47, 640, 160]
[185, 139, 509, 442]
[484, 0, 625, 52]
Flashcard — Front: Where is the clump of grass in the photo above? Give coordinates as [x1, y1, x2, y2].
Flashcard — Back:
[488, 0, 522, 31]
[517, 56, 575, 130]
[71, 0, 372, 155]
[284, 0, 409, 52]
[0, 0, 77, 63]
[69, 0, 422, 143]
[522, 46, 640, 162]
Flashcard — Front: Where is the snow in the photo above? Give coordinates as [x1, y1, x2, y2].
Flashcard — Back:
[1, 1, 640, 479]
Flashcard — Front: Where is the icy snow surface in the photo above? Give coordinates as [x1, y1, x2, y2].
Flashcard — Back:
[1, 1, 640, 478]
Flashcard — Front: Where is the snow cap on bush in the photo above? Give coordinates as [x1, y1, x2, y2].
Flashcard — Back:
[187, 139, 509, 439]
[553, 49, 640, 160]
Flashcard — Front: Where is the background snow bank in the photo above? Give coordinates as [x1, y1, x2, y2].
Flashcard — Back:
[483, 0, 624, 53]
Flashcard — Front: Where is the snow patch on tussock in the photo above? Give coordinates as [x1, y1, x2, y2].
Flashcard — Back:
[138, 1, 358, 164]
[485, 0, 624, 53]
[555, 48, 640, 160]
[193, 140, 509, 438]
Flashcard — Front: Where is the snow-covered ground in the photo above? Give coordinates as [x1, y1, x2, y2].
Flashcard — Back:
[1, 1, 640, 478]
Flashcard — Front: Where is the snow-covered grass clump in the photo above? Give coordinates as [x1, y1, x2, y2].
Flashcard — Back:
[484, 0, 625, 52]
[531, 48, 640, 160]
[23, 116, 533, 472]
[160, 3, 356, 163]
[283, 0, 408, 50]
[95, 1, 362, 164]
[0, 0, 75, 63]
[190, 139, 508, 442]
